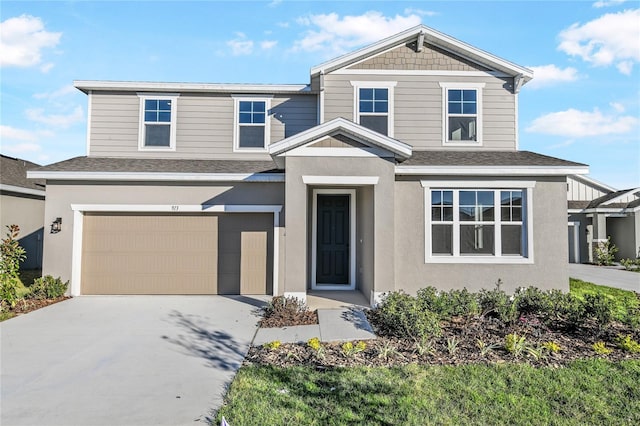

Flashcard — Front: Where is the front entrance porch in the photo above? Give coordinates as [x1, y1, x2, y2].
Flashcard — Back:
[306, 290, 370, 310]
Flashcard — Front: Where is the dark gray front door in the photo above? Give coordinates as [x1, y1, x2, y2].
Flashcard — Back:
[316, 194, 350, 284]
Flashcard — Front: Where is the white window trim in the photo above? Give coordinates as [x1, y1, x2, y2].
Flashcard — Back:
[422, 180, 534, 264]
[311, 189, 356, 290]
[137, 93, 179, 151]
[350, 81, 396, 137]
[438, 82, 484, 146]
[232, 95, 272, 152]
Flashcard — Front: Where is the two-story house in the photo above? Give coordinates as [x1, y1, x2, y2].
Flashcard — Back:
[29, 25, 589, 305]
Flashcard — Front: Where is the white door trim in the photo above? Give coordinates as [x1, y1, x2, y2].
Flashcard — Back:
[69, 204, 282, 297]
[311, 189, 356, 290]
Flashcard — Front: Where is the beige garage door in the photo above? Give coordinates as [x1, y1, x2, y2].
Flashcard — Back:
[81, 213, 272, 295]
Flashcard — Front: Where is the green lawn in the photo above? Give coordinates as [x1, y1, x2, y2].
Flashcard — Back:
[217, 360, 640, 425]
[570, 277, 639, 320]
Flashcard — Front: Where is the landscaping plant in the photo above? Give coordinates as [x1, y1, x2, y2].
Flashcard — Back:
[27, 275, 68, 300]
[0, 225, 27, 309]
[594, 236, 618, 266]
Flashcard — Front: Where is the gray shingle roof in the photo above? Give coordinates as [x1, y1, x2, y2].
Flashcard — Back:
[568, 201, 590, 210]
[587, 188, 640, 209]
[0, 155, 45, 190]
[33, 156, 282, 174]
[401, 150, 587, 167]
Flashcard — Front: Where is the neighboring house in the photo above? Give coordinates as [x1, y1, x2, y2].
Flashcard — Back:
[567, 175, 640, 263]
[29, 25, 589, 305]
[1, 154, 46, 270]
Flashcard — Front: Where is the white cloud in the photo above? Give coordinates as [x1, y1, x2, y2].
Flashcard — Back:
[33, 85, 77, 100]
[593, 0, 626, 8]
[526, 64, 579, 88]
[260, 40, 278, 50]
[276, 22, 290, 28]
[403, 8, 438, 17]
[292, 11, 422, 57]
[0, 15, 61, 68]
[25, 105, 84, 129]
[0, 125, 53, 142]
[268, 0, 282, 7]
[526, 108, 638, 137]
[609, 102, 625, 112]
[227, 32, 254, 56]
[558, 9, 640, 74]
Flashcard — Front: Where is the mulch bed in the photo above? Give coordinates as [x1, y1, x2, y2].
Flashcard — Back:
[7, 296, 70, 316]
[259, 307, 318, 328]
[246, 313, 640, 368]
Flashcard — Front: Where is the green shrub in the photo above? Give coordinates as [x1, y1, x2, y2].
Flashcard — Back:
[374, 291, 441, 340]
[582, 293, 615, 328]
[592, 341, 612, 355]
[27, 275, 68, 300]
[615, 335, 640, 353]
[595, 237, 618, 266]
[416, 287, 479, 319]
[263, 295, 308, 317]
[620, 258, 640, 272]
[0, 225, 27, 308]
[478, 283, 517, 323]
[514, 286, 553, 316]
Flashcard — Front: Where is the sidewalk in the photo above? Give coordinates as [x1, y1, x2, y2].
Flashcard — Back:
[253, 307, 376, 345]
[569, 263, 639, 293]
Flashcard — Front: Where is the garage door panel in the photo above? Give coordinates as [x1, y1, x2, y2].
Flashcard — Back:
[81, 212, 271, 295]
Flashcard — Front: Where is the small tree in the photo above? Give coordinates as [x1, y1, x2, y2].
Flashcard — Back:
[595, 236, 618, 266]
[0, 225, 27, 308]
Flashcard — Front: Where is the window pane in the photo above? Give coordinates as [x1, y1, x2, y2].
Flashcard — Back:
[443, 207, 453, 221]
[239, 101, 252, 112]
[460, 191, 475, 205]
[252, 112, 265, 124]
[512, 207, 522, 221]
[359, 115, 388, 136]
[158, 111, 171, 122]
[253, 102, 265, 112]
[360, 88, 374, 100]
[145, 99, 157, 110]
[432, 224, 452, 255]
[375, 100, 388, 113]
[448, 89, 462, 102]
[448, 102, 462, 114]
[144, 124, 170, 147]
[374, 88, 388, 101]
[360, 100, 374, 113]
[512, 191, 522, 206]
[479, 205, 494, 221]
[239, 126, 265, 148]
[459, 206, 476, 221]
[501, 191, 512, 205]
[145, 111, 157, 122]
[462, 103, 477, 114]
[442, 191, 453, 205]
[501, 206, 511, 221]
[462, 90, 476, 101]
[502, 225, 522, 255]
[460, 225, 494, 255]
[432, 207, 442, 222]
[477, 191, 493, 206]
[432, 191, 442, 206]
[449, 117, 477, 141]
[158, 100, 171, 110]
[239, 112, 252, 124]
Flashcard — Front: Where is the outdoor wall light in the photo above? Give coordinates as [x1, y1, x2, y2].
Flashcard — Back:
[50, 217, 62, 234]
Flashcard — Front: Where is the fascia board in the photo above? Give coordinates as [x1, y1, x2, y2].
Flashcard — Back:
[74, 80, 312, 94]
[26, 171, 285, 182]
[0, 184, 46, 197]
[396, 165, 590, 176]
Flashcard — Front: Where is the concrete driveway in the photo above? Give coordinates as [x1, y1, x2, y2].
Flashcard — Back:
[569, 263, 640, 292]
[1, 295, 267, 426]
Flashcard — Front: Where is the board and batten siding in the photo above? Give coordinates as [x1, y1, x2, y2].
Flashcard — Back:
[88, 91, 317, 159]
[567, 176, 611, 201]
[323, 74, 516, 150]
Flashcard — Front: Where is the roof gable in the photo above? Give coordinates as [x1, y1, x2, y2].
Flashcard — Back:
[311, 25, 533, 84]
[268, 118, 412, 168]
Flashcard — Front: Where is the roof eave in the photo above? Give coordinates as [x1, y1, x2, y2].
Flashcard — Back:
[26, 171, 285, 182]
[73, 80, 314, 94]
[395, 165, 590, 176]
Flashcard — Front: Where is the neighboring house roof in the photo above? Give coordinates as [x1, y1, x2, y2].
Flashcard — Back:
[0, 154, 46, 196]
[74, 81, 313, 94]
[396, 150, 588, 176]
[568, 201, 591, 210]
[311, 25, 533, 86]
[27, 157, 283, 182]
[586, 188, 640, 209]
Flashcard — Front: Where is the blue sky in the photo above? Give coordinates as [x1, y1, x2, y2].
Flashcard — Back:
[1, 0, 638, 189]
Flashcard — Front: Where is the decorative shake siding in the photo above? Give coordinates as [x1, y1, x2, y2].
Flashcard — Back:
[88, 92, 317, 159]
[323, 74, 516, 150]
[348, 43, 490, 72]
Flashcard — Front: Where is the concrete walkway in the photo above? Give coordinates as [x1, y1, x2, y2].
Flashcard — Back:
[253, 307, 376, 345]
[1, 295, 267, 426]
[569, 263, 639, 292]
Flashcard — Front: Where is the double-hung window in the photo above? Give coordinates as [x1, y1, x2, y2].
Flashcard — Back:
[424, 182, 534, 263]
[439, 82, 484, 145]
[351, 81, 396, 137]
[138, 94, 178, 150]
[233, 97, 271, 151]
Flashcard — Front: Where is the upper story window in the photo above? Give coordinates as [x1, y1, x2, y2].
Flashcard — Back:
[138, 94, 178, 151]
[423, 181, 534, 264]
[351, 81, 396, 137]
[439, 82, 484, 146]
[233, 96, 271, 151]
